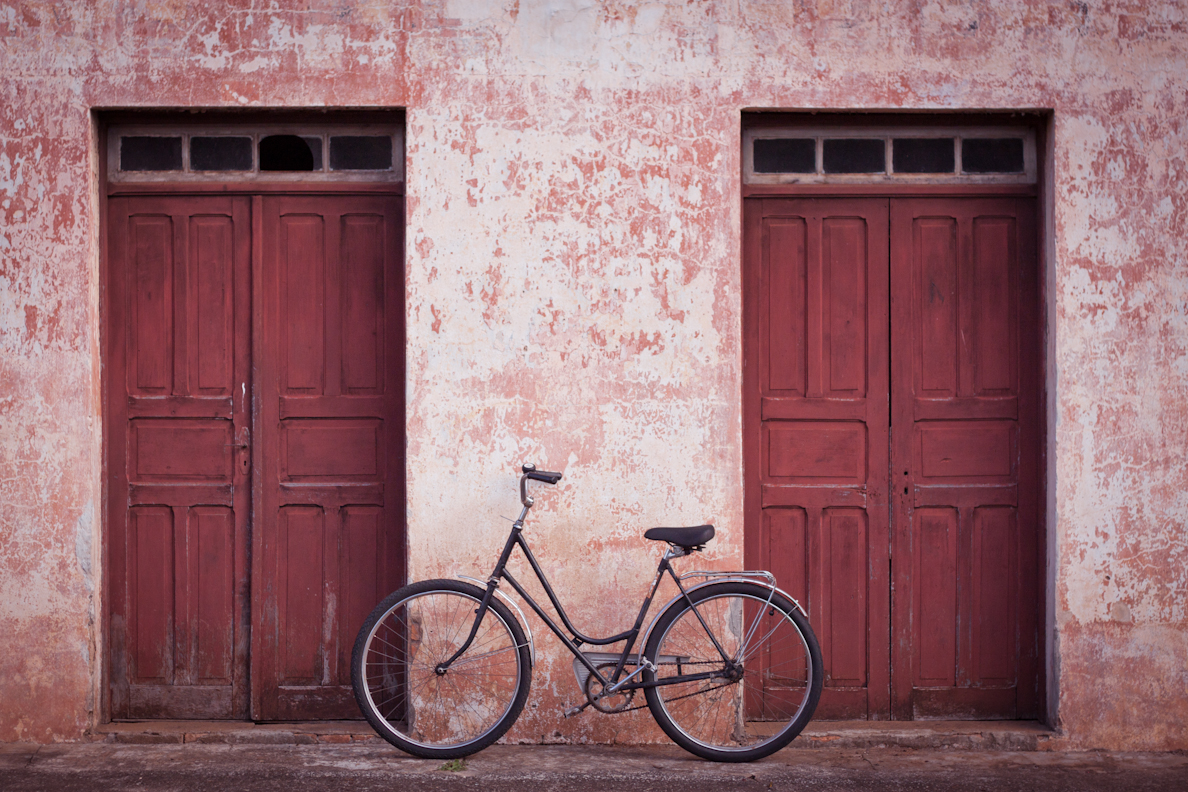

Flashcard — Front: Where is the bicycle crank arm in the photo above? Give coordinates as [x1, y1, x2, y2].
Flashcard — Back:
[563, 701, 592, 718]
[603, 658, 653, 694]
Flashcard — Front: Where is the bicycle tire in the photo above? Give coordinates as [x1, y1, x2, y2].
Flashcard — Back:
[351, 579, 532, 759]
[642, 580, 822, 762]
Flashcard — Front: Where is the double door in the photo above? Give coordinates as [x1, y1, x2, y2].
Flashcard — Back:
[744, 196, 1040, 720]
[106, 192, 404, 720]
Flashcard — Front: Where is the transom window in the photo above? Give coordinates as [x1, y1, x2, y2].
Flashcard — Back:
[743, 126, 1036, 185]
[108, 124, 403, 183]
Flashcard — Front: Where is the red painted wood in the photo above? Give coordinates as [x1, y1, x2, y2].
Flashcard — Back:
[107, 196, 251, 719]
[890, 197, 1040, 719]
[824, 510, 868, 687]
[747, 194, 1040, 722]
[253, 195, 405, 720]
[913, 509, 958, 687]
[109, 191, 403, 722]
[744, 198, 891, 720]
[193, 507, 235, 683]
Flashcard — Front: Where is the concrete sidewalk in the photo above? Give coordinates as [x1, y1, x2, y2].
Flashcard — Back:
[2, 741, 1186, 792]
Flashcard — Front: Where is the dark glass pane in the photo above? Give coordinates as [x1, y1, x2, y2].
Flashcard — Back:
[753, 138, 815, 173]
[259, 135, 316, 171]
[962, 138, 1025, 173]
[120, 136, 182, 171]
[190, 136, 253, 171]
[823, 138, 885, 173]
[330, 136, 393, 170]
[892, 138, 955, 173]
[301, 136, 324, 170]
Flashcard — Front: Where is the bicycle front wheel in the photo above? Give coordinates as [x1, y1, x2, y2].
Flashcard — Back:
[642, 581, 822, 762]
[351, 579, 532, 759]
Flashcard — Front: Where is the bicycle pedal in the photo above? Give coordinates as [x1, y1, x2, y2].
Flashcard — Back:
[563, 704, 586, 718]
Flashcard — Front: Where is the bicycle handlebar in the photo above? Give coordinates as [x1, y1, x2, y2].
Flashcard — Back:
[520, 463, 562, 507]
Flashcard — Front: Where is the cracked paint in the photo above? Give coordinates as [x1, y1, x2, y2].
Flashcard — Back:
[0, 0, 1186, 750]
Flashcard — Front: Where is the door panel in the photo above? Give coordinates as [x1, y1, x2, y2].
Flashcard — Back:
[746, 194, 1040, 721]
[744, 198, 891, 720]
[253, 195, 405, 720]
[107, 196, 251, 719]
[890, 197, 1039, 719]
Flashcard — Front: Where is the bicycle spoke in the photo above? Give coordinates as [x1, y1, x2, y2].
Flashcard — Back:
[354, 585, 527, 753]
[646, 586, 819, 758]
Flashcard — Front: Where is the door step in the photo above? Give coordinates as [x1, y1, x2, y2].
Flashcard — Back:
[97, 719, 1055, 750]
[796, 720, 1055, 751]
[96, 721, 379, 745]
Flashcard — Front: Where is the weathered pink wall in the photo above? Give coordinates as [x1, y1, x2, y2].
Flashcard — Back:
[0, 1, 1184, 749]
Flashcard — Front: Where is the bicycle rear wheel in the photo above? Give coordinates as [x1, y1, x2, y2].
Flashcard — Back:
[351, 579, 532, 759]
[642, 581, 822, 762]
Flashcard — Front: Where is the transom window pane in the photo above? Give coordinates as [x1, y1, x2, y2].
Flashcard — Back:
[962, 138, 1025, 173]
[330, 136, 393, 171]
[120, 136, 182, 171]
[259, 135, 318, 171]
[892, 138, 955, 174]
[190, 137, 253, 171]
[753, 138, 815, 173]
[823, 139, 885, 174]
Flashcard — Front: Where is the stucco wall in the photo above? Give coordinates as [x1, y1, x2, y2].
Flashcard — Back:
[0, 1, 1184, 749]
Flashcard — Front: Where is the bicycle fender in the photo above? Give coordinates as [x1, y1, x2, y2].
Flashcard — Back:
[456, 575, 536, 667]
[636, 577, 808, 666]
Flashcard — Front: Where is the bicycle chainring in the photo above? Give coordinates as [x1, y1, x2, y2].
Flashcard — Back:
[585, 664, 636, 713]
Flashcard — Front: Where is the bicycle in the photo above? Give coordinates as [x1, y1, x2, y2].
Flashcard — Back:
[351, 463, 823, 762]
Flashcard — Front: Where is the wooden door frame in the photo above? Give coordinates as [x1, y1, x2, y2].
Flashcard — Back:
[742, 177, 1048, 721]
[99, 113, 407, 722]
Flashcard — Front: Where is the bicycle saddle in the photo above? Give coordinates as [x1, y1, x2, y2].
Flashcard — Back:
[644, 524, 715, 548]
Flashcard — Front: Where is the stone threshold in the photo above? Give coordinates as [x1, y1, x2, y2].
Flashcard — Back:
[798, 720, 1056, 751]
[96, 719, 1057, 751]
[96, 720, 380, 745]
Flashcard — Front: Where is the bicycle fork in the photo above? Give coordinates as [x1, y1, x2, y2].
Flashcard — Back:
[434, 502, 531, 674]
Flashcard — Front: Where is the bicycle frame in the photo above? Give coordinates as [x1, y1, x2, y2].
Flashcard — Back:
[437, 476, 738, 705]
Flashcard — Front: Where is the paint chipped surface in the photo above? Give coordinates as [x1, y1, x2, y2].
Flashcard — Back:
[0, 0, 1186, 750]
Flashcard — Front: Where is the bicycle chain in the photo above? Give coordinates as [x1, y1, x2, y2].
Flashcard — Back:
[596, 667, 737, 715]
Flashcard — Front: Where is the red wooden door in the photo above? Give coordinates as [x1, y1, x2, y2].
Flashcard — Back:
[743, 198, 892, 720]
[889, 197, 1040, 719]
[107, 195, 252, 718]
[252, 195, 406, 720]
[745, 194, 1040, 720]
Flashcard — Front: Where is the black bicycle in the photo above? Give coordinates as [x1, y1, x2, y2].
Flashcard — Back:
[351, 464, 822, 762]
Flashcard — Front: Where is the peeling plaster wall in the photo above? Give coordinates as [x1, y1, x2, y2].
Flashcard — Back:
[0, 1, 1185, 749]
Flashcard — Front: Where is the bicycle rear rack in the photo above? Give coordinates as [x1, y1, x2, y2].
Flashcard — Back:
[676, 569, 807, 618]
[679, 569, 777, 587]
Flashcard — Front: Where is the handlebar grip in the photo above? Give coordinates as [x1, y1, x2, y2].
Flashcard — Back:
[525, 470, 562, 485]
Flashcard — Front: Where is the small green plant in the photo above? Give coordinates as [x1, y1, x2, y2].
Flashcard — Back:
[438, 758, 468, 772]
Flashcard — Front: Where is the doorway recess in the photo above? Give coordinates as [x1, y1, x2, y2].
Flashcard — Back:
[102, 112, 406, 722]
[742, 112, 1046, 722]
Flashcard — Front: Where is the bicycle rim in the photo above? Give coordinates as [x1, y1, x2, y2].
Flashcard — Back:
[648, 589, 817, 756]
[356, 588, 524, 752]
